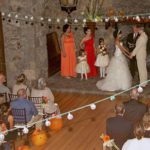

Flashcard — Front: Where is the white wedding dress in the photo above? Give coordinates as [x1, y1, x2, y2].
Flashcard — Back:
[96, 43, 132, 91]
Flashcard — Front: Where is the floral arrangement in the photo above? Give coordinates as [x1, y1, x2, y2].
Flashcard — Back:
[100, 134, 120, 150]
[42, 96, 48, 104]
[82, 0, 105, 22]
[97, 44, 108, 56]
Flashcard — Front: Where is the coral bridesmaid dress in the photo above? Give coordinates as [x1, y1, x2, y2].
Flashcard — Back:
[61, 32, 77, 77]
[84, 36, 97, 77]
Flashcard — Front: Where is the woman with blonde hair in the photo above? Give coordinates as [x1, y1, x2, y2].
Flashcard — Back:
[12, 73, 30, 96]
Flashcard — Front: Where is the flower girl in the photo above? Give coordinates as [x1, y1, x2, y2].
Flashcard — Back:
[76, 49, 90, 80]
[95, 38, 109, 78]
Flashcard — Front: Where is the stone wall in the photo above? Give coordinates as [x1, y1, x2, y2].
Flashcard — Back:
[0, 0, 150, 86]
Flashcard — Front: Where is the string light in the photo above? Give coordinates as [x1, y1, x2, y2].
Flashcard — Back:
[67, 113, 74, 120]
[1, 12, 5, 16]
[22, 126, 29, 134]
[74, 19, 78, 23]
[48, 18, 51, 22]
[64, 18, 68, 23]
[1, 79, 150, 142]
[30, 16, 34, 20]
[137, 86, 143, 93]
[94, 18, 98, 22]
[105, 18, 109, 22]
[136, 16, 141, 22]
[114, 17, 118, 22]
[90, 103, 96, 110]
[40, 17, 44, 21]
[56, 18, 60, 23]
[7, 13, 11, 17]
[45, 120, 51, 127]
[110, 96, 116, 101]
[25, 16, 28, 19]
[15, 14, 19, 19]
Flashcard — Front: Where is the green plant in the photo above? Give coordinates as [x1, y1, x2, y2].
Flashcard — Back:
[83, 0, 105, 21]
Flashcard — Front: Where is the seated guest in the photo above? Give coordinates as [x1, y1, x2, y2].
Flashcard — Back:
[122, 123, 150, 150]
[0, 103, 17, 150]
[31, 78, 59, 115]
[143, 112, 150, 137]
[31, 78, 54, 101]
[124, 88, 147, 125]
[12, 73, 30, 96]
[10, 89, 42, 129]
[0, 73, 10, 104]
[106, 104, 133, 149]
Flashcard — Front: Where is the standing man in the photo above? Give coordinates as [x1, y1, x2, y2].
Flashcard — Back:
[126, 25, 139, 79]
[130, 25, 148, 87]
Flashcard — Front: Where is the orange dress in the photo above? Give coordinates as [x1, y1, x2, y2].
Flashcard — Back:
[61, 32, 77, 77]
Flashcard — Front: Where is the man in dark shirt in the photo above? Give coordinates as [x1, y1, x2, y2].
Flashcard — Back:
[11, 89, 42, 129]
[124, 88, 147, 125]
[106, 104, 133, 149]
[126, 26, 139, 79]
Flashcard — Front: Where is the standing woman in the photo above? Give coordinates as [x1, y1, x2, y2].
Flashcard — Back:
[80, 27, 97, 77]
[61, 24, 77, 79]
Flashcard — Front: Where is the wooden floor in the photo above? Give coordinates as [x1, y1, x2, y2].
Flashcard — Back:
[19, 92, 149, 150]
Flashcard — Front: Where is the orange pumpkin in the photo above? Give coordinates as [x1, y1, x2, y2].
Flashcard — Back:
[31, 129, 47, 146]
[17, 146, 30, 150]
[50, 117, 63, 131]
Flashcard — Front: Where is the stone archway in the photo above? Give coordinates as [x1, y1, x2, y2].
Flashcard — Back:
[0, 13, 6, 75]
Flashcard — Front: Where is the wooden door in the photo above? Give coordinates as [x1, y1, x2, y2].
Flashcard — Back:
[0, 13, 6, 75]
[47, 32, 61, 77]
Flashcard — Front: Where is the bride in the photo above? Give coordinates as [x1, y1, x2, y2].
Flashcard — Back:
[96, 29, 132, 91]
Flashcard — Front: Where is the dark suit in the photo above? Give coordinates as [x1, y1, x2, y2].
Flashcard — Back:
[106, 115, 133, 149]
[124, 99, 147, 125]
[126, 33, 139, 78]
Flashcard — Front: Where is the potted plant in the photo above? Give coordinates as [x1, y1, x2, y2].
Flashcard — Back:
[83, 0, 105, 35]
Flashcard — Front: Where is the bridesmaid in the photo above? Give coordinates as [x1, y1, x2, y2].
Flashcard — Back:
[61, 24, 77, 79]
[80, 27, 97, 77]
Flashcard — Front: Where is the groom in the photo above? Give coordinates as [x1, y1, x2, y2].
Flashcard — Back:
[126, 26, 139, 79]
[130, 24, 148, 87]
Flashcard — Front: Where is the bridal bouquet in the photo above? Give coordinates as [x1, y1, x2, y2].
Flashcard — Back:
[100, 134, 120, 150]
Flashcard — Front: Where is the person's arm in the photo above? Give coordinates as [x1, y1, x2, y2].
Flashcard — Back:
[131, 37, 143, 57]
[80, 38, 85, 49]
[8, 115, 14, 129]
[61, 35, 66, 57]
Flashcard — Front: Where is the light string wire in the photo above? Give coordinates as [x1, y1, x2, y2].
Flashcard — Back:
[1, 79, 150, 135]
[1, 11, 150, 25]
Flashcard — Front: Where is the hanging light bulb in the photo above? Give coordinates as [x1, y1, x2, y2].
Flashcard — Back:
[15, 14, 18, 18]
[90, 103, 96, 110]
[56, 18, 60, 23]
[64, 18, 68, 23]
[48, 18, 51, 22]
[40, 17, 44, 21]
[67, 113, 74, 120]
[45, 120, 51, 127]
[8, 13, 11, 18]
[30, 16, 34, 20]
[110, 95, 116, 101]
[137, 86, 143, 93]
[22, 127, 29, 134]
[83, 18, 86, 23]
[25, 16, 28, 19]
[1, 12, 5, 16]
[114, 17, 118, 22]
[74, 19, 78, 23]
[148, 16, 150, 19]
[136, 16, 140, 22]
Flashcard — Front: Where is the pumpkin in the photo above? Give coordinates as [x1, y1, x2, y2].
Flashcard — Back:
[50, 117, 63, 131]
[17, 146, 30, 150]
[31, 129, 47, 146]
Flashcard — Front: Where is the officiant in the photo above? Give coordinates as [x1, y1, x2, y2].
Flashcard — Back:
[126, 25, 139, 79]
